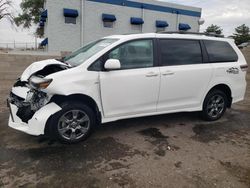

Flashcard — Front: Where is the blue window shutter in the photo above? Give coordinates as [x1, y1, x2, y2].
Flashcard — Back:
[156, 20, 168, 28]
[130, 17, 144, 25]
[63, 8, 79, 18]
[41, 38, 48, 46]
[41, 10, 47, 18]
[102, 14, 116, 22]
[179, 23, 191, 30]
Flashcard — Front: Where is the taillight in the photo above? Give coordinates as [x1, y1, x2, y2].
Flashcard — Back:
[240, 64, 248, 72]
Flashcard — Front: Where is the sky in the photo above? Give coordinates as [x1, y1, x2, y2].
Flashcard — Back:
[0, 0, 250, 44]
[164, 0, 250, 36]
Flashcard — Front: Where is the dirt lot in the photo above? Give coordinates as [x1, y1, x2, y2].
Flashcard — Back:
[0, 51, 250, 188]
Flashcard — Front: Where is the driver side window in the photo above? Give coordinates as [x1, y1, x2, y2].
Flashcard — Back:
[108, 39, 154, 70]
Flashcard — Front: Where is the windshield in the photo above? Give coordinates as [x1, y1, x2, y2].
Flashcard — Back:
[63, 38, 118, 67]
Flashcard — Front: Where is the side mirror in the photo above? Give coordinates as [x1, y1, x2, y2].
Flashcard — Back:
[104, 59, 121, 70]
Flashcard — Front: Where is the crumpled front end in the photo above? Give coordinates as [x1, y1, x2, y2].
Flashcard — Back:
[8, 100, 61, 136]
[7, 59, 68, 136]
[7, 79, 61, 135]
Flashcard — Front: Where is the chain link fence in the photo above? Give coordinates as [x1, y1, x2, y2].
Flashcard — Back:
[0, 42, 44, 52]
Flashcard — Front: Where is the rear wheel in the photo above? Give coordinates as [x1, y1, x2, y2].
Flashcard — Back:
[49, 102, 96, 144]
[201, 90, 228, 121]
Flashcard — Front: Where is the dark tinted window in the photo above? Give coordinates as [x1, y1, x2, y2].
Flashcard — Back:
[108, 40, 154, 69]
[65, 17, 76, 24]
[160, 39, 202, 66]
[204, 40, 238, 62]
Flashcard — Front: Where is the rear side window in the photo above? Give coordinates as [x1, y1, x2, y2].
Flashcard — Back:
[159, 39, 202, 66]
[204, 40, 238, 62]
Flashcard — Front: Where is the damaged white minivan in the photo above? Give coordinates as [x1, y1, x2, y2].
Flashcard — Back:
[7, 33, 247, 143]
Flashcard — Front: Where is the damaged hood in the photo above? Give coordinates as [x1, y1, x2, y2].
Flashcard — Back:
[20, 59, 68, 81]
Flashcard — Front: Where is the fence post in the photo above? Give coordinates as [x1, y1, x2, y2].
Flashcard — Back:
[35, 35, 37, 50]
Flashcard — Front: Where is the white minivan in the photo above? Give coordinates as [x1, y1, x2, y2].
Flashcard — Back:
[7, 33, 248, 143]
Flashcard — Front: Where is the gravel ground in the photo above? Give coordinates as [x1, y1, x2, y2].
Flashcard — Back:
[0, 53, 249, 188]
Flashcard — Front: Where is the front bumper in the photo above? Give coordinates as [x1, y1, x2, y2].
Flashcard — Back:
[8, 100, 62, 136]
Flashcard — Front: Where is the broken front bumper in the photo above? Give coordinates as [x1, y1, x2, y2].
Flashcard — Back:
[7, 97, 62, 136]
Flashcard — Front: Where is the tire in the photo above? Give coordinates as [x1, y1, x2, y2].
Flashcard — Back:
[201, 89, 228, 121]
[48, 101, 96, 144]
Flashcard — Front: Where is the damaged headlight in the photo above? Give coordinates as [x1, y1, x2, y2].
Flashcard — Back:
[29, 76, 53, 89]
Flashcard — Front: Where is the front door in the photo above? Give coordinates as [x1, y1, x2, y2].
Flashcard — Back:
[100, 39, 160, 118]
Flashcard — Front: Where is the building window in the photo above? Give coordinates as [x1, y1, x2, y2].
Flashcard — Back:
[102, 14, 116, 28]
[156, 27, 166, 32]
[65, 17, 76, 24]
[103, 21, 114, 28]
[130, 17, 144, 31]
[63, 8, 78, 24]
[131, 25, 142, 31]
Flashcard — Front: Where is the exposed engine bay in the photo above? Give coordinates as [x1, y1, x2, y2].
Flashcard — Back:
[9, 63, 69, 123]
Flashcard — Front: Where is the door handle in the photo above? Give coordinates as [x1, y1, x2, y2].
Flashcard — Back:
[146, 72, 159, 77]
[162, 71, 174, 76]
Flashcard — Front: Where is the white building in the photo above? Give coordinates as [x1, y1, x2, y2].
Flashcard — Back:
[40, 0, 202, 52]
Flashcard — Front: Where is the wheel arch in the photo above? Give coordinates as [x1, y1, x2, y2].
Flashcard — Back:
[45, 93, 102, 136]
[204, 84, 232, 108]
[50, 93, 101, 117]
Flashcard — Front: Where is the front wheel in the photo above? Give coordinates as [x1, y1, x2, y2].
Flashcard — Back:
[49, 102, 96, 144]
[201, 90, 228, 121]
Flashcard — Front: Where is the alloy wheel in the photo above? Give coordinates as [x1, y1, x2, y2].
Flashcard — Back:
[206, 94, 225, 118]
[57, 110, 90, 141]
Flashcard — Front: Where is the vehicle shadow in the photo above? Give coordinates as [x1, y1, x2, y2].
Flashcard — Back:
[98, 111, 200, 131]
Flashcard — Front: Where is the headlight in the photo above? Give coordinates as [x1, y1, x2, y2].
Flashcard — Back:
[29, 76, 53, 89]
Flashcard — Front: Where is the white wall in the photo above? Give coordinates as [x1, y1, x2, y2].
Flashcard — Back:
[83, 0, 201, 44]
[45, 0, 81, 52]
[83, 1, 143, 44]
[45, 0, 201, 52]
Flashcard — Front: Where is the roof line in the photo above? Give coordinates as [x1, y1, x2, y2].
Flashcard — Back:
[86, 0, 201, 17]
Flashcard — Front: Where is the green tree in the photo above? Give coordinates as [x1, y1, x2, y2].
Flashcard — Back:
[205, 24, 223, 35]
[0, 0, 14, 23]
[14, 0, 44, 37]
[232, 24, 250, 45]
